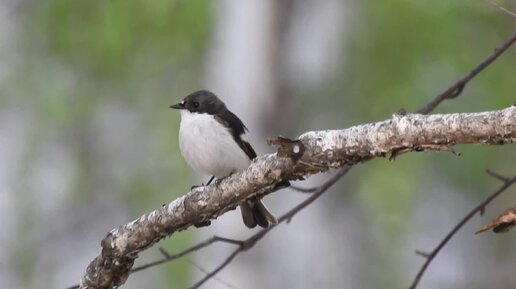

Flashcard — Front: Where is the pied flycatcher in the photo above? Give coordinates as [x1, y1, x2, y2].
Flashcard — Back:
[170, 90, 277, 228]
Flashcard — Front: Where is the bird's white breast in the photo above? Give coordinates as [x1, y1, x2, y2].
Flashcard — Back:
[178, 110, 251, 178]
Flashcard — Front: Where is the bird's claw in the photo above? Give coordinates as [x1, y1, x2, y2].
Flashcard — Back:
[190, 183, 205, 190]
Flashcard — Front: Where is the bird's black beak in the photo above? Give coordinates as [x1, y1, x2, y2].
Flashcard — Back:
[170, 101, 185, 109]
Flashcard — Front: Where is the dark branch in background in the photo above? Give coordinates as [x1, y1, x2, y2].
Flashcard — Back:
[289, 184, 319, 193]
[74, 28, 516, 289]
[408, 172, 516, 289]
[416, 31, 516, 114]
[187, 260, 239, 289]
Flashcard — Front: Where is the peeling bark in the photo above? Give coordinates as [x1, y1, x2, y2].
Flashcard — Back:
[79, 106, 516, 289]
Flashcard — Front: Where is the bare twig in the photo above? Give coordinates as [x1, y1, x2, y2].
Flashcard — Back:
[486, 169, 511, 183]
[188, 260, 240, 289]
[190, 248, 241, 289]
[486, 1, 516, 18]
[414, 250, 431, 258]
[416, 31, 516, 114]
[408, 174, 516, 289]
[289, 184, 318, 193]
[131, 236, 243, 273]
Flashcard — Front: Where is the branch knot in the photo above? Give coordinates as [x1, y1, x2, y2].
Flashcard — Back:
[267, 136, 306, 161]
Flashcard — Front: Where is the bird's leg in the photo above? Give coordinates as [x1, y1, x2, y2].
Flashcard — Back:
[214, 171, 235, 186]
[191, 176, 216, 227]
[190, 176, 216, 190]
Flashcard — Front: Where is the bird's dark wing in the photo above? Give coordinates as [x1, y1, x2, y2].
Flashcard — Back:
[215, 111, 257, 160]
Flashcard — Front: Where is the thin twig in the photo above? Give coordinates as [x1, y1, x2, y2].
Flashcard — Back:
[289, 184, 318, 193]
[486, 0, 516, 18]
[188, 260, 240, 289]
[158, 247, 171, 258]
[408, 174, 516, 289]
[189, 167, 352, 289]
[414, 250, 431, 258]
[486, 169, 511, 183]
[189, 248, 242, 289]
[131, 236, 243, 273]
[416, 31, 516, 114]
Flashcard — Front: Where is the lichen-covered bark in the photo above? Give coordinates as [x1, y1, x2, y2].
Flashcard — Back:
[79, 106, 516, 289]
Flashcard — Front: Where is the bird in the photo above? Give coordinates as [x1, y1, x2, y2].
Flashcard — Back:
[170, 90, 277, 228]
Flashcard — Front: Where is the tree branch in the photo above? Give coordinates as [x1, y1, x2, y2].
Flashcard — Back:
[78, 106, 516, 289]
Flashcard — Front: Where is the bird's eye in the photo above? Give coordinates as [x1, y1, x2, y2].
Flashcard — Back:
[192, 101, 200, 108]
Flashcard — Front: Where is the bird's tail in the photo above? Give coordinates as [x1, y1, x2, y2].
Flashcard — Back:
[240, 197, 277, 228]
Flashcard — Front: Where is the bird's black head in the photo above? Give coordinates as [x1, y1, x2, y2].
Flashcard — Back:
[170, 90, 226, 115]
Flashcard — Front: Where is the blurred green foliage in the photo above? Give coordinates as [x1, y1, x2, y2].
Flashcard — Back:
[34, 0, 211, 80]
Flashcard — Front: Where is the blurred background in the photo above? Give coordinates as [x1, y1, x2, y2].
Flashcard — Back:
[0, 1, 515, 289]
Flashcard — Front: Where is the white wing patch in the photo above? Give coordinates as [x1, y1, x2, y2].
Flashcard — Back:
[240, 132, 251, 143]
